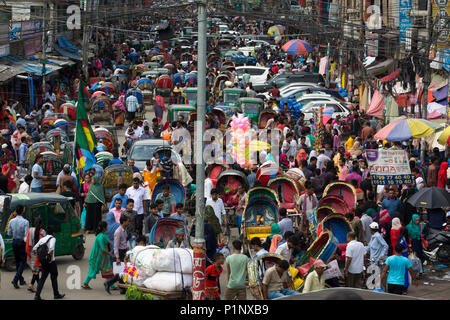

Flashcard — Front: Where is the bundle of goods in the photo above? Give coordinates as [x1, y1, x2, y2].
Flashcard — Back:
[123, 245, 194, 292]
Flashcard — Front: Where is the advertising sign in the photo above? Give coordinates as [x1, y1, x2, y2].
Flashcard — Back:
[433, 0, 450, 49]
[399, 0, 412, 43]
[366, 149, 414, 185]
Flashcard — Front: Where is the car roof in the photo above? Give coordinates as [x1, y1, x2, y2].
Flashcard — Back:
[132, 139, 168, 146]
[236, 66, 268, 70]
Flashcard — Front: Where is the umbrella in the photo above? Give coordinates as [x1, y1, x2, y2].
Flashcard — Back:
[437, 126, 450, 146]
[374, 118, 441, 141]
[281, 39, 313, 56]
[407, 187, 450, 209]
[321, 107, 335, 125]
[92, 91, 107, 98]
[268, 25, 284, 37]
[137, 78, 152, 85]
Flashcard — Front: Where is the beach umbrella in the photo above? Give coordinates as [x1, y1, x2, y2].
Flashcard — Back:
[407, 187, 450, 209]
[374, 118, 441, 141]
[437, 126, 450, 146]
[268, 25, 284, 37]
[281, 39, 313, 56]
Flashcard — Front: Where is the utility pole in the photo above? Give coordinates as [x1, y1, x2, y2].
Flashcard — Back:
[192, 0, 207, 301]
[41, 0, 48, 92]
[82, 1, 90, 82]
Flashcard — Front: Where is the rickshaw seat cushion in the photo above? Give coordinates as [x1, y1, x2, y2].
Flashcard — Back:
[297, 258, 316, 278]
[211, 179, 217, 188]
[337, 243, 348, 256]
[280, 203, 296, 210]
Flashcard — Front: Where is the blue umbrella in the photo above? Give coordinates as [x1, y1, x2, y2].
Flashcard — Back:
[282, 39, 313, 56]
[137, 78, 152, 85]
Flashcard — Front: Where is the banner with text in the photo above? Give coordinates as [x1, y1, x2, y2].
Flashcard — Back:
[366, 149, 414, 185]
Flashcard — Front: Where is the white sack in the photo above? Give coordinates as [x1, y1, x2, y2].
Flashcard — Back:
[152, 248, 193, 274]
[143, 272, 193, 291]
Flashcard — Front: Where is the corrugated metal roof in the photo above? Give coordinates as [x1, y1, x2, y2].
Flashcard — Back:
[0, 64, 25, 82]
[0, 54, 62, 76]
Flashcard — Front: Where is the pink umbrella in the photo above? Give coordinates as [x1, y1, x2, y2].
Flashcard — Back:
[92, 91, 107, 98]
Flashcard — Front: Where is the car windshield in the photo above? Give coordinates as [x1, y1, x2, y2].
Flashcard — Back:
[243, 103, 261, 114]
[131, 145, 160, 161]
[224, 93, 241, 104]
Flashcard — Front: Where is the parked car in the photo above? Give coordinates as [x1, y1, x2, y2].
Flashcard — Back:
[301, 101, 351, 121]
[245, 39, 277, 51]
[253, 72, 325, 92]
[295, 93, 339, 107]
[236, 66, 270, 86]
[229, 53, 257, 65]
[126, 139, 172, 171]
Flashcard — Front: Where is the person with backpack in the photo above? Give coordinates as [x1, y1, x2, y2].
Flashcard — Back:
[25, 217, 46, 293]
[32, 226, 65, 300]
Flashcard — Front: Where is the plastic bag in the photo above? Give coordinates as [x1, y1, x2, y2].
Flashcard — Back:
[81, 207, 86, 230]
[409, 252, 423, 274]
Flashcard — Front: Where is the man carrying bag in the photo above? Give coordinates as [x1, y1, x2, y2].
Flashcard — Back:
[32, 226, 65, 300]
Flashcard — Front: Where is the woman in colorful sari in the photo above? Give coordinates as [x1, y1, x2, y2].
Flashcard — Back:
[82, 221, 115, 289]
[84, 176, 105, 234]
[25, 218, 45, 292]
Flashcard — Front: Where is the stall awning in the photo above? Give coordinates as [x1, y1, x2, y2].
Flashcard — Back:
[0, 64, 25, 82]
[0, 54, 61, 76]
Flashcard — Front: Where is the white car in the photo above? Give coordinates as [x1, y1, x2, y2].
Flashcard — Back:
[296, 93, 338, 106]
[219, 24, 229, 34]
[301, 101, 351, 122]
[245, 39, 277, 50]
[236, 66, 270, 86]
[262, 83, 322, 100]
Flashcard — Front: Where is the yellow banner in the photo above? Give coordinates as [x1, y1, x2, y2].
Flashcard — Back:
[433, 0, 450, 49]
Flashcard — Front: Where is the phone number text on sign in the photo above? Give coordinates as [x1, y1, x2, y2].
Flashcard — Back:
[371, 174, 414, 185]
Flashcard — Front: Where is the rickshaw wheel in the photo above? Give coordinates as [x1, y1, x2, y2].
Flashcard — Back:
[72, 244, 85, 260]
[4, 256, 16, 272]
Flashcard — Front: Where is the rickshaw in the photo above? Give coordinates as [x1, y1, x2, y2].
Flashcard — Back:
[40, 151, 64, 192]
[94, 127, 115, 152]
[238, 97, 265, 123]
[206, 162, 230, 187]
[154, 74, 173, 97]
[318, 195, 351, 215]
[268, 176, 300, 213]
[132, 64, 149, 79]
[168, 104, 196, 123]
[41, 113, 71, 129]
[0, 193, 85, 271]
[137, 78, 154, 106]
[62, 141, 74, 168]
[143, 61, 159, 70]
[95, 151, 114, 169]
[150, 179, 186, 206]
[150, 54, 166, 65]
[322, 182, 357, 211]
[184, 72, 197, 86]
[173, 72, 185, 86]
[317, 213, 352, 261]
[90, 96, 113, 124]
[99, 82, 118, 95]
[258, 109, 277, 129]
[216, 169, 249, 207]
[255, 162, 282, 186]
[26, 142, 55, 168]
[101, 164, 134, 202]
[213, 73, 231, 96]
[148, 217, 190, 248]
[45, 129, 69, 154]
[248, 253, 302, 300]
[246, 186, 280, 206]
[285, 168, 307, 191]
[183, 87, 198, 106]
[60, 102, 76, 120]
[221, 60, 236, 69]
[243, 197, 279, 244]
[222, 88, 246, 108]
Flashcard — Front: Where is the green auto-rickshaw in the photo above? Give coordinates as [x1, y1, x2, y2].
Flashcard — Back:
[237, 97, 265, 123]
[168, 104, 196, 123]
[183, 87, 198, 106]
[222, 88, 246, 108]
[0, 193, 85, 271]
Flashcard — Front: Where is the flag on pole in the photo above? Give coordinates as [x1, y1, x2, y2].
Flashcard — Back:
[74, 79, 97, 181]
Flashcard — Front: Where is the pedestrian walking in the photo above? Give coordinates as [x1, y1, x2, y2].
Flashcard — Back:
[344, 232, 365, 288]
[33, 226, 65, 300]
[7, 205, 29, 289]
[84, 176, 106, 233]
[25, 217, 46, 292]
[224, 240, 249, 300]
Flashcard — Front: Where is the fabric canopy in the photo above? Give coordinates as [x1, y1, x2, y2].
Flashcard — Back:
[366, 90, 384, 118]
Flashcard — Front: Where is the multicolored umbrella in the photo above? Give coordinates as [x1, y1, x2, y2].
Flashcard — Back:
[374, 118, 440, 141]
[268, 25, 284, 37]
[321, 107, 334, 125]
[437, 126, 450, 145]
[281, 39, 313, 56]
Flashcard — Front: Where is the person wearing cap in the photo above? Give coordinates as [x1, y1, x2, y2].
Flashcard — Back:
[366, 221, 388, 265]
[302, 259, 327, 294]
[166, 228, 189, 249]
[262, 260, 298, 299]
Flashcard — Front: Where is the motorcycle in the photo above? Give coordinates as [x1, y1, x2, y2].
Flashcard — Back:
[423, 224, 450, 263]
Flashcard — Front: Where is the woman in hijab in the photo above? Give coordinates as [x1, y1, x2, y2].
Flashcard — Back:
[407, 214, 426, 265]
[280, 153, 289, 168]
[205, 205, 224, 243]
[390, 217, 402, 251]
[266, 223, 282, 252]
[84, 176, 106, 234]
[437, 161, 448, 188]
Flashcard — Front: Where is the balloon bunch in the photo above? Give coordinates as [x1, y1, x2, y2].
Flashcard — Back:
[229, 114, 251, 167]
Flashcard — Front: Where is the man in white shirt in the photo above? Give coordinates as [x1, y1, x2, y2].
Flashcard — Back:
[316, 149, 331, 171]
[281, 133, 297, 159]
[126, 94, 139, 122]
[126, 177, 150, 235]
[18, 175, 32, 194]
[205, 188, 227, 226]
[344, 231, 366, 289]
[275, 235, 298, 264]
[204, 172, 213, 200]
[296, 181, 318, 232]
[32, 226, 65, 300]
